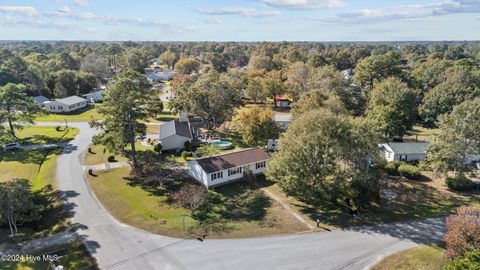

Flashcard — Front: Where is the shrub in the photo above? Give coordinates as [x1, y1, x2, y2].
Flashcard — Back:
[55, 126, 62, 131]
[446, 175, 473, 191]
[384, 162, 398, 175]
[153, 143, 163, 153]
[181, 151, 191, 160]
[398, 163, 421, 180]
[445, 206, 480, 259]
[107, 155, 116, 162]
[184, 141, 192, 151]
[444, 249, 480, 270]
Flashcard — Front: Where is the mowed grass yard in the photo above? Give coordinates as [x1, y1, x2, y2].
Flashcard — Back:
[372, 245, 448, 270]
[0, 126, 80, 241]
[0, 241, 98, 270]
[35, 105, 102, 122]
[1, 126, 79, 189]
[87, 167, 308, 238]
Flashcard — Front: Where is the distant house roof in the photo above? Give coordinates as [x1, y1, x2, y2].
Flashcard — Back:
[386, 142, 431, 155]
[274, 114, 292, 123]
[196, 148, 271, 174]
[159, 120, 192, 139]
[275, 95, 289, 101]
[56, 96, 86, 105]
[33, 95, 49, 104]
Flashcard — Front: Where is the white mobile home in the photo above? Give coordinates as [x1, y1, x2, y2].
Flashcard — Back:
[159, 120, 192, 151]
[44, 96, 87, 113]
[188, 148, 271, 188]
[378, 142, 430, 162]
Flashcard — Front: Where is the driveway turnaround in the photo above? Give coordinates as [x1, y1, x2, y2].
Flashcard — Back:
[50, 122, 446, 270]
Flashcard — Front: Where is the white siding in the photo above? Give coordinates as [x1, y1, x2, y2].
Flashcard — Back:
[188, 161, 208, 186]
[44, 100, 86, 113]
[160, 135, 191, 151]
[205, 160, 269, 187]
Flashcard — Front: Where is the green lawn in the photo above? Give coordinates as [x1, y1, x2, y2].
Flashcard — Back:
[0, 126, 80, 242]
[87, 168, 307, 238]
[35, 106, 102, 122]
[15, 126, 79, 144]
[83, 144, 128, 165]
[372, 245, 447, 270]
[0, 241, 98, 270]
[405, 125, 440, 142]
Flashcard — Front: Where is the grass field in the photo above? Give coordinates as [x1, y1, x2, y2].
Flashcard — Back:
[0, 241, 98, 270]
[15, 126, 79, 144]
[35, 106, 102, 122]
[83, 144, 128, 165]
[1, 126, 79, 189]
[372, 245, 447, 270]
[405, 125, 440, 142]
[87, 167, 307, 238]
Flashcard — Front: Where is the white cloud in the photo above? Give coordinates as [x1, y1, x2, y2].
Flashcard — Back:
[198, 7, 281, 17]
[0, 6, 38, 16]
[309, 0, 480, 24]
[203, 17, 222, 24]
[257, 0, 346, 9]
[74, 0, 90, 7]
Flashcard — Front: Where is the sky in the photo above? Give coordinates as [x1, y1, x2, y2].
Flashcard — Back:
[0, 0, 479, 41]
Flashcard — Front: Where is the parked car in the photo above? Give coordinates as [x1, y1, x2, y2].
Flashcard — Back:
[475, 162, 480, 170]
[3, 142, 21, 151]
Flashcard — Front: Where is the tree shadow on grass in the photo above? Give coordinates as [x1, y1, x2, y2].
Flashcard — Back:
[285, 176, 478, 244]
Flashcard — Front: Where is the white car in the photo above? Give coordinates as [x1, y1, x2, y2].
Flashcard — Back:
[3, 142, 21, 151]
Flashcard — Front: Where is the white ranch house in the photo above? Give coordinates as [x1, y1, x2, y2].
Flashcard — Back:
[188, 148, 271, 188]
[159, 120, 192, 151]
[378, 142, 430, 162]
[44, 96, 87, 113]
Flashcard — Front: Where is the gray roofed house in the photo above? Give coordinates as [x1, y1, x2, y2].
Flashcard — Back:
[43, 95, 87, 113]
[159, 120, 192, 150]
[274, 114, 292, 130]
[378, 142, 431, 162]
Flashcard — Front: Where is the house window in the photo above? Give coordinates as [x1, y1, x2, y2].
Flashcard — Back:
[228, 167, 242, 176]
[255, 161, 266, 169]
[210, 171, 223, 181]
[58, 106, 63, 109]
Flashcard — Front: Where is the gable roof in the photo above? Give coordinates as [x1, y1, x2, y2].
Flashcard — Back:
[159, 120, 192, 139]
[195, 148, 271, 174]
[387, 142, 431, 155]
[33, 95, 49, 104]
[56, 96, 86, 105]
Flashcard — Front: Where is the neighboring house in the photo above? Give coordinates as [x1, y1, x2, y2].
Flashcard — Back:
[147, 70, 176, 82]
[188, 148, 271, 188]
[267, 139, 280, 151]
[43, 96, 87, 113]
[33, 95, 49, 106]
[159, 120, 192, 151]
[275, 95, 290, 108]
[378, 142, 430, 162]
[274, 113, 292, 130]
[342, 68, 353, 80]
[83, 90, 106, 103]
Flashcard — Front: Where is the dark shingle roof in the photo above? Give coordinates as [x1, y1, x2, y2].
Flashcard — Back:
[196, 148, 270, 174]
[159, 120, 192, 139]
[388, 142, 431, 154]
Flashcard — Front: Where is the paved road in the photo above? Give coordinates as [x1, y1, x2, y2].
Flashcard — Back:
[49, 122, 446, 270]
